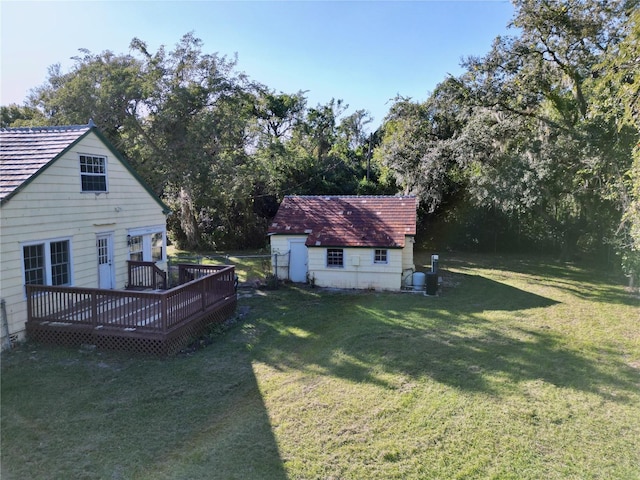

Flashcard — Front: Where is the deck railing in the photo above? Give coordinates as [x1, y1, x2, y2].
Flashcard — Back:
[26, 265, 236, 334]
[177, 263, 231, 284]
[127, 261, 167, 290]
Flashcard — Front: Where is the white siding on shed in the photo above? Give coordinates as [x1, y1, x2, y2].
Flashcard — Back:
[270, 234, 416, 291]
[270, 235, 307, 281]
[308, 247, 403, 291]
[402, 236, 416, 268]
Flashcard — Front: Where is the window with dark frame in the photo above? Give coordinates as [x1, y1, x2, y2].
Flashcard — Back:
[23, 244, 45, 285]
[374, 249, 388, 264]
[23, 240, 71, 287]
[80, 154, 107, 192]
[327, 248, 344, 267]
[50, 241, 70, 285]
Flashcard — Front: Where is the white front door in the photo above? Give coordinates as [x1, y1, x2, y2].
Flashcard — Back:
[97, 233, 114, 289]
[289, 240, 308, 283]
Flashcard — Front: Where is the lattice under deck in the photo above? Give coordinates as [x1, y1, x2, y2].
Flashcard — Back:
[27, 296, 237, 356]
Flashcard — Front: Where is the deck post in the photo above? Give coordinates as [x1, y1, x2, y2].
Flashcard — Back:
[201, 276, 207, 311]
[161, 294, 168, 333]
[92, 290, 98, 328]
[26, 285, 33, 323]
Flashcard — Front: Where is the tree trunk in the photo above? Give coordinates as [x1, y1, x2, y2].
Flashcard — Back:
[179, 186, 200, 250]
[559, 227, 581, 262]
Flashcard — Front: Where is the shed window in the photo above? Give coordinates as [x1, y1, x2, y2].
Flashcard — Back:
[374, 249, 388, 264]
[23, 240, 71, 287]
[80, 154, 107, 192]
[327, 248, 344, 268]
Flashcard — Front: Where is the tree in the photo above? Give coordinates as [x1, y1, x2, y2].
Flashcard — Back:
[591, 7, 640, 285]
[378, 76, 476, 211]
[264, 98, 373, 197]
[28, 50, 146, 149]
[128, 33, 266, 249]
[338, 109, 372, 150]
[26, 33, 270, 250]
[0, 104, 46, 127]
[253, 90, 307, 142]
[458, 0, 636, 255]
[376, 0, 638, 260]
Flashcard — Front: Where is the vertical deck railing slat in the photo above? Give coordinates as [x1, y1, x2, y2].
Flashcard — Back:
[92, 290, 97, 328]
[200, 276, 206, 312]
[160, 294, 166, 333]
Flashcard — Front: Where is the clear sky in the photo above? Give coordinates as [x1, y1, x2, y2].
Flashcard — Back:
[1, 0, 514, 128]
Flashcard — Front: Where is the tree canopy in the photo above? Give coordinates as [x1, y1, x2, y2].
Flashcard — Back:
[3, 2, 638, 282]
[377, 0, 639, 281]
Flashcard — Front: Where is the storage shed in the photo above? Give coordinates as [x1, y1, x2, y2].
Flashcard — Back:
[268, 195, 417, 290]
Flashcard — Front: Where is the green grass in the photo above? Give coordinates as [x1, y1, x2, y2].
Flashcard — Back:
[167, 246, 271, 283]
[2, 253, 639, 479]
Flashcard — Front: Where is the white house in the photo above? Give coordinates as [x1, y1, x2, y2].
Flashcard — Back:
[0, 122, 170, 349]
[268, 195, 417, 291]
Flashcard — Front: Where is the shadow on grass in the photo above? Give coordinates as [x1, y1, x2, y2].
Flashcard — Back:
[247, 273, 638, 403]
[1, 343, 288, 480]
[441, 253, 639, 307]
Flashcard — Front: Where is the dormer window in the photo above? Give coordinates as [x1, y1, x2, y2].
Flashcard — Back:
[79, 154, 107, 192]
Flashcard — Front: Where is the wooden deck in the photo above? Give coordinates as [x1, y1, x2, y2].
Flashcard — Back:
[26, 264, 237, 355]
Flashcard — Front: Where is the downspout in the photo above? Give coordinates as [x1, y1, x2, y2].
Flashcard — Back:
[1, 299, 10, 350]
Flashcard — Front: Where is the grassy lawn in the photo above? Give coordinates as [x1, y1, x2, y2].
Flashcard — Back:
[2, 253, 639, 479]
[167, 246, 271, 284]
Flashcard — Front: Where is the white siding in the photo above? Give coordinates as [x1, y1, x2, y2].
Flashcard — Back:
[269, 235, 307, 281]
[401, 235, 416, 286]
[0, 132, 167, 341]
[308, 247, 403, 291]
[402, 236, 415, 270]
[270, 234, 416, 290]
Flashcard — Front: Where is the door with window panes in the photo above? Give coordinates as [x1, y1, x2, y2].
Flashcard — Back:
[97, 233, 114, 289]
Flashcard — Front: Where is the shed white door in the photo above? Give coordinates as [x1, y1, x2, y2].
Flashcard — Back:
[97, 234, 114, 289]
[289, 240, 308, 283]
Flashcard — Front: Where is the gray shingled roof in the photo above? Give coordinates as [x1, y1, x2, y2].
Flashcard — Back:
[0, 124, 91, 202]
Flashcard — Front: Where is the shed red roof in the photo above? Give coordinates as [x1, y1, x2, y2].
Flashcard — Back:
[268, 195, 416, 248]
